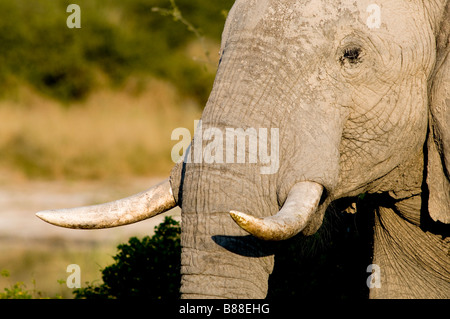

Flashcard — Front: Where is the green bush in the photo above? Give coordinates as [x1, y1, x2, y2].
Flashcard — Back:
[0, 0, 235, 104]
[0, 269, 33, 299]
[73, 216, 181, 299]
[0, 283, 33, 299]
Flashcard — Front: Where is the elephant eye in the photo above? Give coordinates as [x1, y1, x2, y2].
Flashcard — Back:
[339, 47, 363, 67]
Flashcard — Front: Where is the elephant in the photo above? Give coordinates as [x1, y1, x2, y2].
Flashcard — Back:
[37, 0, 449, 299]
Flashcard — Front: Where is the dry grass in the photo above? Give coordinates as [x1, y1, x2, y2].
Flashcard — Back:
[0, 78, 202, 181]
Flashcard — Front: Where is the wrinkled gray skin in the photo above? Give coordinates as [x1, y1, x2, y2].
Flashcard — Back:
[170, 0, 450, 298]
[37, 0, 450, 299]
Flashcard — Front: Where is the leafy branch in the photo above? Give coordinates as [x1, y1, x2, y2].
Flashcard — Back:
[152, 0, 213, 65]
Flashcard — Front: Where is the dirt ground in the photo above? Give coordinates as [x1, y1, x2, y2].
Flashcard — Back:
[0, 176, 181, 298]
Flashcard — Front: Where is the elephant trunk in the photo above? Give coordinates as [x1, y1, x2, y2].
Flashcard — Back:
[180, 216, 274, 298]
[177, 35, 344, 297]
[178, 167, 276, 299]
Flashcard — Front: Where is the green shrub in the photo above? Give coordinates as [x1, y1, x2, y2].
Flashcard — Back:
[73, 216, 181, 299]
[0, 0, 235, 104]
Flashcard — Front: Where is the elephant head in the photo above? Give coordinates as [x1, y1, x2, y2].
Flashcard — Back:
[37, 0, 450, 298]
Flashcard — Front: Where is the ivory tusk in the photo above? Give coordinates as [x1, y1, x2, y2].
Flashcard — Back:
[230, 182, 323, 241]
[36, 179, 176, 229]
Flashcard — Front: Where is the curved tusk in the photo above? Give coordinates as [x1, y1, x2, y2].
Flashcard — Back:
[36, 179, 176, 229]
[230, 182, 323, 241]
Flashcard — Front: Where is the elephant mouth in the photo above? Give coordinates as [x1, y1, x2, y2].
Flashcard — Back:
[36, 178, 324, 241]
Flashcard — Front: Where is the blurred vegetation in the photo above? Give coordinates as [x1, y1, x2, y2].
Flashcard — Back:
[0, 269, 64, 299]
[0, 0, 234, 104]
[0, 0, 233, 180]
[73, 216, 181, 299]
[0, 84, 202, 179]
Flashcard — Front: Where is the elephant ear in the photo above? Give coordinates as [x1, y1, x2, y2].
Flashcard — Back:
[427, 1, 450, 224]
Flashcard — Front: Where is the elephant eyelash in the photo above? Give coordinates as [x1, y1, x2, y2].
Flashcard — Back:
[339, 47, 363, 67]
